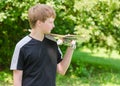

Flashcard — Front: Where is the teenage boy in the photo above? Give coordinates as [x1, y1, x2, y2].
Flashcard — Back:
[10, 3, 76, 86]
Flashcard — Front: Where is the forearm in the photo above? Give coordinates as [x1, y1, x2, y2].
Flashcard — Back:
[57, 47, 74, 75]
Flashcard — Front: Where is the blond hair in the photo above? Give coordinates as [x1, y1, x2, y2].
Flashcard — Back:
[28, 4, 56, 28]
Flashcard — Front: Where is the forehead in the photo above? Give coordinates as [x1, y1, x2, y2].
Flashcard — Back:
[45, 17, 55, 22]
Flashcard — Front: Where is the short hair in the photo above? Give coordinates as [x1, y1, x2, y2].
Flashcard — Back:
[28, 3, 56, 28]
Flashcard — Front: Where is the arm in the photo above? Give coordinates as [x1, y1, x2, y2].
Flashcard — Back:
[13, 70, 23, 86]
[57, 46, 75, 75]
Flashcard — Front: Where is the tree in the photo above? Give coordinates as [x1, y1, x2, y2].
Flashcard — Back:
[0, 0, 120, 68]
[74, 0, 120, 53]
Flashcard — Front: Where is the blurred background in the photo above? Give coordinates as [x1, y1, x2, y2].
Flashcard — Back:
[0, 0, 120, 86]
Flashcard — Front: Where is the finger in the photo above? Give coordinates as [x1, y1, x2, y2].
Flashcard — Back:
[71, 40, 76, 45]
[57, 39, 63, 45]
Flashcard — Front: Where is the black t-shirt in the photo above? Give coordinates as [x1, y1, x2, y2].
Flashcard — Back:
[10, 35, 62, 86]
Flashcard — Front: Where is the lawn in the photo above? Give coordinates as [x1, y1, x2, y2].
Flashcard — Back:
[56, 47, 120, 86]
[56, 72, 120, 86]
[0, 47, 120, 86]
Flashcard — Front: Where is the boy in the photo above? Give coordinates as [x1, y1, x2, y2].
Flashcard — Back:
[10, 3, 76, 86]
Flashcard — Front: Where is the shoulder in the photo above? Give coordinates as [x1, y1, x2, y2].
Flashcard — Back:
[45, 34, 56, 42]
[45, 34, 57, 44]
[15, 36, 32, 50]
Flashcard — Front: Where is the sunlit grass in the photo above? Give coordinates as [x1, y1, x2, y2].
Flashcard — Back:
[72, 47, 120, 71]
[81, 47, 120, 59]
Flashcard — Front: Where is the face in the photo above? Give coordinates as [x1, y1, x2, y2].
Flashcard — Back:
[39, 17, 55, 34]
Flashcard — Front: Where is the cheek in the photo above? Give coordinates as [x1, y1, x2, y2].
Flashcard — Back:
[47, 24, 53, 29]
[43, 24, 52, 32]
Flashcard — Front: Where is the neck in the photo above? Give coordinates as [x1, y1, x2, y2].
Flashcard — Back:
[29, 28, 44, 41]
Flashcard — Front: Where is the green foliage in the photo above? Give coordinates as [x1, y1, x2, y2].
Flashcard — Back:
[0, 0, 76, 68]
[0, 71, 12, 84]
[0, 0, 46, 67]
[74, 0, 120, 52]
[0, 0, 120, 68]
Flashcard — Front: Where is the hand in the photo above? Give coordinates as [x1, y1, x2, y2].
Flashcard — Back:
[57, 39, 63, 45]
[69, 40, 76, 50]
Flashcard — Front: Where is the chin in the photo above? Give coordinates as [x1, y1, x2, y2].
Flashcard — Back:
[45, 31, 51, 34]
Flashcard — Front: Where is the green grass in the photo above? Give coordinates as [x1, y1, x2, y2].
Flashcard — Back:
[72, 47, 120, 72]
[1, 47, 120, 86]
[56, 72, 120, 86]
[56, 47, 120, 86]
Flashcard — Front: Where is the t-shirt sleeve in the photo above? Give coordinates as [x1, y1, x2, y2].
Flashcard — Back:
[10, 45, 24, 70]
[57, 46, 63, 64]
